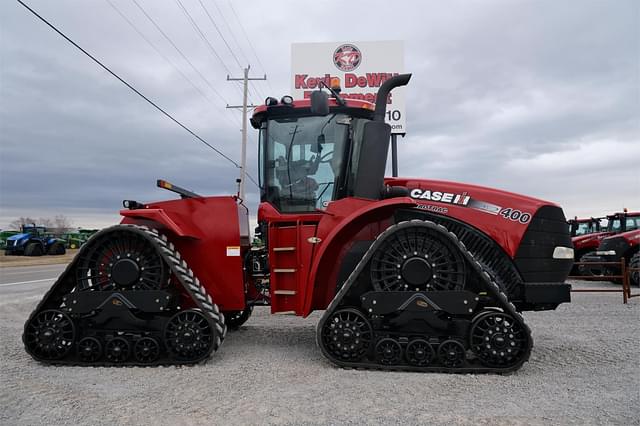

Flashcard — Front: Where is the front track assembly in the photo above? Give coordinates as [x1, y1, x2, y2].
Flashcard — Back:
[23, 225, 226, 366]
[317, 220, 533, 373]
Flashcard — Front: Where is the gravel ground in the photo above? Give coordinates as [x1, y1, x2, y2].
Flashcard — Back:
[1, 280, 638, 426]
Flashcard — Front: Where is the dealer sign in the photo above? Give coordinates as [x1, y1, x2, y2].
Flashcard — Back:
[291, 41, 406, 134]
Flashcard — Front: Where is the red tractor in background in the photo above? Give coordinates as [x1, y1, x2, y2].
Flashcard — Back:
[568, 217, 603, 238]
[575, 210, 640, 277]
[24, 74, 574, 373]
[568, 216, 603, 274]
[580, 228, 640, 286]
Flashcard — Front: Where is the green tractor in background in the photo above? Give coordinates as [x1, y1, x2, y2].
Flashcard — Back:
[63, 229, 99, 249]
[0, 230, 20, 250]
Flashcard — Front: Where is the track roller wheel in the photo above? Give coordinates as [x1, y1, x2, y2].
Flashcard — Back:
[375, 338, 403, 365]
[470, 311, 529, 368]
[224, 306, 253, 330]
[164, 309, 215, 362]
[24, 310, 75, 360]
[133, 337, 160, 363]
[438, 340, 466, 368]
[405, 339, 435, 366]
[77, 337, 102, 362]
[369, 225, 466, 292]
[105, 337, 130, 363]
[320, 308, 373, 362]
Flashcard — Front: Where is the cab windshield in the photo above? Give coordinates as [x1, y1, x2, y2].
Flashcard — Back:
[574, 222, 595, 236]
[259, 114, 355, 212]
[607, 218, 621, 232]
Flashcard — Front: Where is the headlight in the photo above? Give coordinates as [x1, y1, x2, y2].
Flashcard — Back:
[596, 250, 617, 256]
[552, 246, 574, 259]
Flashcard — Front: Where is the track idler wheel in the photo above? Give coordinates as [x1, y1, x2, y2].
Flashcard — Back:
[470, 311, 529, 368]
[134, 337, 161, 363]
[77, 337, 102, 362]
[164, 309, 215, 362]
[369, 225, 466, 292]
[438, 340, 466, 368]
[405, 339, 435, 366]
[24, 310, 75, 360]
[375, 338, 403, 365]
[75, 229, 169, 291]
[105, 337, 130, 363]
[320, 308, 373, 362]
[224, 306, 253, 330]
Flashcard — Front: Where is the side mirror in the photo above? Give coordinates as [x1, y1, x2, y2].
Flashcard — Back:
[310, 90, 329, 116]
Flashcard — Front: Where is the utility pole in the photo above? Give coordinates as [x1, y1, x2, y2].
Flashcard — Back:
[226, 65, 267, 200]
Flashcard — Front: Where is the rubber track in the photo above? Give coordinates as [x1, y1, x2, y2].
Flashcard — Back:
[22, 224, 227, 367]
[316, 219, 533, 374]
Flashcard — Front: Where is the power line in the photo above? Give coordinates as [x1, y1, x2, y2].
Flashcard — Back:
[174, 0, 233, 76]
[207, 0, 267, 103]
[130, 0, 232, 111]
[210, 0, 250, 66]
[228, 2, 275, 94]
[16, 0, 244, 171]
[106, 0, 212, 106]
[196, 0, 242, 69]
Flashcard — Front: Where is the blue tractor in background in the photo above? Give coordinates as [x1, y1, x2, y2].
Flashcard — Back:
[4, 224, 66, 256]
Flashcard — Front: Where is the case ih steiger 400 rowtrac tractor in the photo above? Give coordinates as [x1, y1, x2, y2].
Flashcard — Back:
[24, 75, 574, 373]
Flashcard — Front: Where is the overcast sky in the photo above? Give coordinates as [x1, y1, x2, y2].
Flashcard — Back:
[1, 0, 638, 229]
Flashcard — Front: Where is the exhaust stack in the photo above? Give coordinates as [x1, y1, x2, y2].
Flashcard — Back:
[373, 74, 412, 122]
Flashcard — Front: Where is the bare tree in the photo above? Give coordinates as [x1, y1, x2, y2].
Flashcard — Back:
[51, 215, 73, 234]
[9, 217, 37, 230]
[38, 218, 53, 229]
[9, 215, 73, 234]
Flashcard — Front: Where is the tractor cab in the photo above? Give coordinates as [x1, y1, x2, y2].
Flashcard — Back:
[22, 224, 46, 236]
[251, 75, 410, 214]
[568, 217, 603, 237]
[605, 211, 640, 233]
[252, 98, 375, 212]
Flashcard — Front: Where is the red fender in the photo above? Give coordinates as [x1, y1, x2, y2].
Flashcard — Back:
[303, 197, 417, 315]
[120, 208, 198, 238]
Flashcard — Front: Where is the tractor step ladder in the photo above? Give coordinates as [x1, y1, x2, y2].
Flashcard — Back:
[269, 224, 300, 313]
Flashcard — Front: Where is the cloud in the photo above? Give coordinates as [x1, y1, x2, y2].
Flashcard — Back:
[1, 0, 638, 230]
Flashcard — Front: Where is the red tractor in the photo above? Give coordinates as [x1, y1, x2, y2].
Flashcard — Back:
[576, 211, 640, 276]
[23, 75, 573, 373]
[580, 229, 640, 286]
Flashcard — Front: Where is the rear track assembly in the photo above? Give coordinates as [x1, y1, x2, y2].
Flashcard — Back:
[22, 224, 226, 367]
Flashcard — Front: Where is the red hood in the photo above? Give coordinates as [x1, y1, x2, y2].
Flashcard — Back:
[572, 231, 614, 247]
[602, 229, 640, 245]
[384, 177, 563, 257]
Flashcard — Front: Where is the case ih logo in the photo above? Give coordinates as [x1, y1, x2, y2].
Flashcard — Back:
[333, 44, 361, 71]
